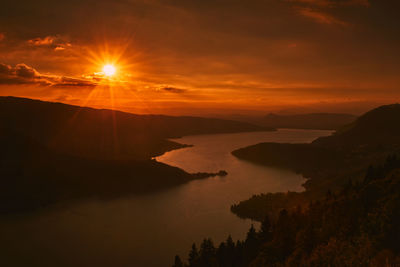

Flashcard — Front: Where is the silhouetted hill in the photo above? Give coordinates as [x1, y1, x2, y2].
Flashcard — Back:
[0, 96, 255, 213]
[231, 104, 400, 219]
[0, 96, 269, 160]
[258, 113, 356, 130]
[215, 112, 356, 130]
[313, 104, 400, 149]
[233, 143, 342, 178]
[0, 127, 195, 213]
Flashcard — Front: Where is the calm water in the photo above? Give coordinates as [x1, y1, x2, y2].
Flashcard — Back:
[0, 129, 331, 267]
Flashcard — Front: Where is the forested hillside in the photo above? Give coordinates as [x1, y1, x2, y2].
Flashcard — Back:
[231, 104, 400, 218]
[175, 155, 400, 266]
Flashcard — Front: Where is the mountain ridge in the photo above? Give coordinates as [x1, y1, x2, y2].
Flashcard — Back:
[0, 96, 260, 213]
[259, 112, 356, 130]
[0, 96, 271, 160]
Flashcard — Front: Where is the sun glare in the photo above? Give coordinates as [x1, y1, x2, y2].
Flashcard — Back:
[103, 64, 116, 77]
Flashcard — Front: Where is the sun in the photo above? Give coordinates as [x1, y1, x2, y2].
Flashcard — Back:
[103, 64, 116, 77]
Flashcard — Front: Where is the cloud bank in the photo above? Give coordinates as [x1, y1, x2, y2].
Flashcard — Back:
[0, 63, 96, 88]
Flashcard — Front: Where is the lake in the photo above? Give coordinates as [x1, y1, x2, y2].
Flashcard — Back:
[0, 129, 331, 267]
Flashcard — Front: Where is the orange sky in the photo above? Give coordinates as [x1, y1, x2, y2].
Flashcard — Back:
[0, 0, 399, 115]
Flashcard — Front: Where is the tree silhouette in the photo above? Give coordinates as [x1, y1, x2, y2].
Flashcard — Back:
[259, 215, 272, 242]
[199, 238, 217, 266]
[172, 255, 184, 267]
[188, 243, 199, 267]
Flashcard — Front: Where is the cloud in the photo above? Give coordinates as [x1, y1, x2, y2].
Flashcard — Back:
[0, 63, 96, 88]
[51, 76, 97, 87]
[297, 7, 348, 26]
[285, 0, 370, 26]
[161, 86, 187, 93]
[0, 33, 4, 41]
[0, 63, 46, 85]
[28, 36, 55, 46]
[0, 0, 397, 115]
[287, 0, 370, 8]
[28, 35, 72, 51]
[340, 0, 370, 6]
[288, 0, 369, 26]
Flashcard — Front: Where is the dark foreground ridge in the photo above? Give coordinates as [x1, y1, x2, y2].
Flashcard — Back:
[175, 157, 400, 266]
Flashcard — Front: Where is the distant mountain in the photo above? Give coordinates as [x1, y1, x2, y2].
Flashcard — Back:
[257, 113, 356, 130]
[0, 96, 270, 160]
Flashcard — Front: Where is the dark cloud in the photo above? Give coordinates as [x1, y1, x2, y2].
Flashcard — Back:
[0, 63, 96, 87]
[28, 35, 72, 51]
[28, 36, 55, 46]
[0, 63, 12, 75]
[0, 63, 45, 85]
[296, 7, 348, 26]
[287, 0, 370, 8]
[162, 86, 186, 93]
[52, 77, 97, 87]
[287, 0, 370, 26]
[15, 64, 39, 79]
